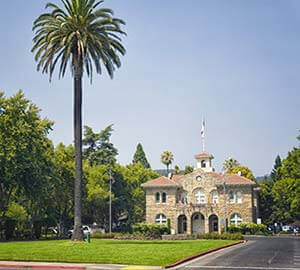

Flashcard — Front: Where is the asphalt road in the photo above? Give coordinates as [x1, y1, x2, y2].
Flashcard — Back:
[178, 236, 300, 270]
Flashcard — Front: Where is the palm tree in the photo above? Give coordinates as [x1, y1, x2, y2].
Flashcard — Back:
[32, 0, 126, 241]
[223, 157, 240, 172]
[160, 151, 174, 176]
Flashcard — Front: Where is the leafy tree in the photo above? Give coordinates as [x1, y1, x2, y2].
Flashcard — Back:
[270, 155, 282, 182]
[259, 176, 275, 225]
[0, 91, 53, 236]
[51, 143, 76, 235]
[223, 157, 240, 171]
[174, 165, 181, 175]
[297, 130, 300, 143]
[117, 163, 159, 227]
[226, 166, 257, 183]
[184, 165, 194, 175]
[160, 151, 174, 175]
[32, 0, 126, 241]
[83, 125, 118, 167]
[133, 143, 151, 168]
[272, 148, 300, 223]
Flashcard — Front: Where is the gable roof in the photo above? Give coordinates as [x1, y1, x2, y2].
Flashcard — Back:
[194, 152, 214, 159]
[141, 176, 180, 188]
[142, 172, 256, 188]
[222, 174, 256, 185]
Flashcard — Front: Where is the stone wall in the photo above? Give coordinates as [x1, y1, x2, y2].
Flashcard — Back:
[144, 169, 257, 234]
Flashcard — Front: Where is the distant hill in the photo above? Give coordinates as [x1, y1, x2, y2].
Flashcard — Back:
[256, 175, 270, 183]
[155, 169, 184, 176]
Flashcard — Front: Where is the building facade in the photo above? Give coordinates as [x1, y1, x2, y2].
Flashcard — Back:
[142, 152, 259, 234]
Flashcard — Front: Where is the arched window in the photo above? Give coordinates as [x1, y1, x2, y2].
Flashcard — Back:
[155, 192, 160, 203]
[230, 213, 242, 226]
[162, 192, 167, 203]
[155, 214, 167, 224]
[211, 190, 218, 204]
[194, 189, 206, 204]
[201, 160, 206, 168]
[229, 191, 235, 204]
[237, 191, 242, 204]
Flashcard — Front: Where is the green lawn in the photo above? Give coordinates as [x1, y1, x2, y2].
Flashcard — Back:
[0, 239, 238, 266]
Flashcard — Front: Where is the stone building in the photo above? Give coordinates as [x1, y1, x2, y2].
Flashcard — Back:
[141, 152, 259, 234]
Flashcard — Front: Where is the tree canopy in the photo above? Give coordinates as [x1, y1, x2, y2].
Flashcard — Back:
[160, 151, 174, 175]
[226, 166, 257, 183]
[132, 143, 151, 169]
[223, 157, 240, 172]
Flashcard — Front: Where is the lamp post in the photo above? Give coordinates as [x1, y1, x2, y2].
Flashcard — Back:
[223, 181, 227, 233]
[109, 171, 112, 234]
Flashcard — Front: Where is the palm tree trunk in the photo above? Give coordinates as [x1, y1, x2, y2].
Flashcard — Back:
[72, 65, 84, 241]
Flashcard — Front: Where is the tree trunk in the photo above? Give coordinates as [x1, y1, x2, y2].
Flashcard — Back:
[72, 65, 84, 241]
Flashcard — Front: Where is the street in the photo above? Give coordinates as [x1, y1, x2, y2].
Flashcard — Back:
[177, 236, 300, 270]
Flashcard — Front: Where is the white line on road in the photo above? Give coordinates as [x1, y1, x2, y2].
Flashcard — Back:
[186, 266, 300, 270]
[268, 251, 278, 265]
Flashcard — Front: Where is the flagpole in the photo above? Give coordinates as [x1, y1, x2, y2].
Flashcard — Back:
[201, 118, 205, 152]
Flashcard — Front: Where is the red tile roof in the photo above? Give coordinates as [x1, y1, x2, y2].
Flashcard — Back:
[141, 176, 180, 187]
[222, 174, 256, 185]
[194, 152, 214, 159]
[142, 172, 256, 188]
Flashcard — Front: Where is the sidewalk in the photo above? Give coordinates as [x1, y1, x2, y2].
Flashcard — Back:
[0, 261, 162, 270]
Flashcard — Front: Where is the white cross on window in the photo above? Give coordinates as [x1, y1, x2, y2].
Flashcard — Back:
[230, 213, 242, 225]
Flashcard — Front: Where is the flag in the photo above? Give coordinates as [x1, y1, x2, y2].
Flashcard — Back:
[201, 119, 205, 138]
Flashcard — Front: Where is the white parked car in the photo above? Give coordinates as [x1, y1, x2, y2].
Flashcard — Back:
[68, 225, 91, 238]
[282, 225, 292, 232]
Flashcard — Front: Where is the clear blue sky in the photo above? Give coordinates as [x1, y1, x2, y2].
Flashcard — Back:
[0, 0, 299, 176]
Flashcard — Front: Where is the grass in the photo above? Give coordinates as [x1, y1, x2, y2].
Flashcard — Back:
[0, 239, 238, 266]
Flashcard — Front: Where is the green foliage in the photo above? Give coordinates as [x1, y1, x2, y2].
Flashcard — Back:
[184, 165, 194, 175]
[32, 0, 126, 81]
[271, 148, 300, 223]
[270, 155, 282, 182]
[91, 232, 122, 239]
[167, 218, 171, 234]
[51, 143, 75, 235]
[133, 143, 151, 168]
[160, 151, 174, 174]
[223, 158, 240, 171]
[196, 232, 243, 240]
[84, 162, 159, 230]
[174, 165, 181, 175]
[83, 125, 118, 167]
[0, 91, 54, 239]
[117, 164, 159, 227]
[6, 203, 27, 222]
[226, 166, 257, 183]
[227, 223, 268, 235]
[132, 223, 169, 238]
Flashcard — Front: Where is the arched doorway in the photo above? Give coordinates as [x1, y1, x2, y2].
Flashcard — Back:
[209, 214, 218, 233]
[191, 212, 205, 234]
[177, 215, 187, 234]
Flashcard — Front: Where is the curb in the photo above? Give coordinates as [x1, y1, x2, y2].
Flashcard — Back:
[0, 263, 86, 269]
[164, 240, 246, 269]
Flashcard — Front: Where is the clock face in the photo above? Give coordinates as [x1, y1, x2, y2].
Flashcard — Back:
[196, 175, 202, 181]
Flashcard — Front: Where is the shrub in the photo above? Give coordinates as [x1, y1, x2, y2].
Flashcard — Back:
[228, 223, 268, 235]
[221, 233, 244, 240]
[132, 223, 169, 238]
[91, 232, 122, 239]
[227, 225, 242, 234]
[196, 232, 243, 240]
